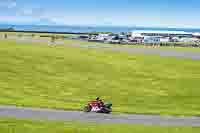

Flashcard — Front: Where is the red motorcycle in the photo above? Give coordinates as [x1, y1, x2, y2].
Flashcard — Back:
[83, 100, 112, 114]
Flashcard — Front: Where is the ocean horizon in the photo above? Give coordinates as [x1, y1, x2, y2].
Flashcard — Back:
[1, 24, 200, 33]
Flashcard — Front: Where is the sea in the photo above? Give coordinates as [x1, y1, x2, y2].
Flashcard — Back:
[0, 24, 200, 33]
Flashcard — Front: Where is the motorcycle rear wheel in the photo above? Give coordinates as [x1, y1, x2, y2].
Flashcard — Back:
[97, 108, 112, 114]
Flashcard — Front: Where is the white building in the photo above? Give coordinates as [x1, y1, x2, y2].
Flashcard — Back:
[132, 30, 192, 37]
[96, 34, 110, 40]
[193, 32, 200, 37]
[160, 37, 170, 42]
[128, 36, 144, 43]
[143, 36, 160, 43]
[178, 37, 200, 42]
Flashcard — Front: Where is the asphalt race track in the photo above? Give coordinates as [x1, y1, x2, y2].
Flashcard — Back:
[67, 43, 200, 60]
[0, 105, 200, 126]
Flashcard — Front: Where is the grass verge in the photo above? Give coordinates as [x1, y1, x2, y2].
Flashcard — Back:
[0, 40, 200, 116]
[0, 117, 200, 133]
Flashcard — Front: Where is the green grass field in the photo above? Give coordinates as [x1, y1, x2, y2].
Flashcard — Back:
[0, 32, 77, 37]
[0, 118, 199, 133]
[0, 40, 200, 116]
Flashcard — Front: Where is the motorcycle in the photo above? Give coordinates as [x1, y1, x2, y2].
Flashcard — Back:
[83, 101, 112, 114]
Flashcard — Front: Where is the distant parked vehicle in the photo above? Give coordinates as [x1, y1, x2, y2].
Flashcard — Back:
[109, 40, 120, 44]
[79, 35, 89, 39]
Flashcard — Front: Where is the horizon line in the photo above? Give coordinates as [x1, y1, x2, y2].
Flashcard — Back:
[1, 23, 200, 30]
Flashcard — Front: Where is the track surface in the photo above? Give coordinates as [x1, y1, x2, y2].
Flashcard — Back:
[0, 105, 200, 126]
[66, 43, 200, 60]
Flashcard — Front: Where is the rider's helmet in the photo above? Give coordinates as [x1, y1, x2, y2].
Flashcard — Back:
[96, 97, 100, 100]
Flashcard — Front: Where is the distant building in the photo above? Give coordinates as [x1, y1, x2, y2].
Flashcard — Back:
[143, 36, 160, 43]
[178, 37, 200, 42]
[96, 34, 110, 40]
[193, 32, 200, 37]
[160, 37, 170, 42]
[170, 37, 179, 42]
[132, 30, 192, 37]
[129, 36, 144, 43]
[142, 36, 170, 43]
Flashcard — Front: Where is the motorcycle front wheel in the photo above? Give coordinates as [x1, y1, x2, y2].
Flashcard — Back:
[83, 105, 91, 112]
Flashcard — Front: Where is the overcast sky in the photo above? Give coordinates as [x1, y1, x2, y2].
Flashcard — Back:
[0, 0, 200, 28]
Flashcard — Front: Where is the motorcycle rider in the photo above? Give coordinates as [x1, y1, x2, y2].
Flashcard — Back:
[99, 99, 104, 107]
[95, 97, 104, 108]
[84, 97, 111, 113]
[96, 97, 100, 101]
